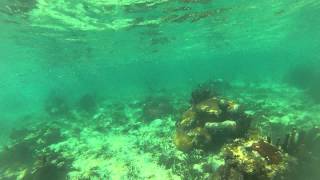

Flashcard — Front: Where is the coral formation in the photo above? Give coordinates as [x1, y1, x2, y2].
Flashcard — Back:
[252, 140, 283, 164]
[213, 127, 320, 180]
[214, 138, 293, 180]
[175, 94, 251, 151]
[1, 82, 320, 180]
[174, 129, 194, 152]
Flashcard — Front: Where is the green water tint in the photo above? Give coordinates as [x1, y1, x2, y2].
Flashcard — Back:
[1, 0, 320, 179]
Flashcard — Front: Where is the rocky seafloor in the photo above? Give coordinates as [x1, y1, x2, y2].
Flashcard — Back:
[0, 81, 320, 180]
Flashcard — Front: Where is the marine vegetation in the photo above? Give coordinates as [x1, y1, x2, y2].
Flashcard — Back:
[0, 124, 69, 180]
[0, 81, 319, 179]
[278, 127, 320, 180]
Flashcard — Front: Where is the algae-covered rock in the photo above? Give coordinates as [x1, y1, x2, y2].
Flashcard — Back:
[194, 97, 222, 118]
[178, 108, 197, 129]
[174, 129, 194, 152]
[214, 138, 294, 180]
[175, 95, 251, 152]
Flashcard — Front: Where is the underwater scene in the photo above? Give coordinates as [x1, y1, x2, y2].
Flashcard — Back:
[1, 0, 320, 179]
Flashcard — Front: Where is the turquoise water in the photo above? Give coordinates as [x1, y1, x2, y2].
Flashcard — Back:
[1, 0, 320, 179]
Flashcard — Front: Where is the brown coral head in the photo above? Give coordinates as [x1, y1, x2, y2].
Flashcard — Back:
[174, 129, 193, 152]
[195, 98, 222, 117]
[192, 127, 212, 148]
[252, 140, 282, 164]
[178, 108, 197, 129]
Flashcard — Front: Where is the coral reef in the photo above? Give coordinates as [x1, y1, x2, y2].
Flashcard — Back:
[175, 95, 251, 152]
[1, 82, 320, 180]
[174, 129, 194, 152]
[214, 127, 320, 180]
[214, 138, 293, 180]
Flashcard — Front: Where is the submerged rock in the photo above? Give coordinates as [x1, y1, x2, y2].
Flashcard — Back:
[194, 97, 222, 118]
[252, 140, 283, 164]
[214, 138, 293, 180]
[174, 129, 194, 152]
[175, 95, 251, 152]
